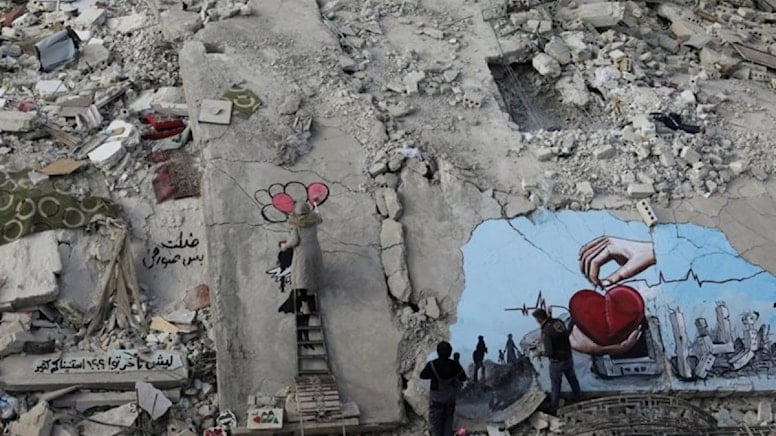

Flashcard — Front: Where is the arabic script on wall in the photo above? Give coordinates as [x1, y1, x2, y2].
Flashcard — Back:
[32, 350, 184, 374]
[143, 231, 205, 269]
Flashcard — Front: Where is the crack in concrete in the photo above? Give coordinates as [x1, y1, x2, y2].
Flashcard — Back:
[505, 218, 579, 276]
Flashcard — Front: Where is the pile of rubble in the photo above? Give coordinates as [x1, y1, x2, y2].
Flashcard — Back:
[490, 0, 775, 207]
[0, 229, 219, 435]
[0, 0, 230, 434]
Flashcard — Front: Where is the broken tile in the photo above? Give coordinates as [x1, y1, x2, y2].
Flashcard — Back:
[198, 99, 233, 125]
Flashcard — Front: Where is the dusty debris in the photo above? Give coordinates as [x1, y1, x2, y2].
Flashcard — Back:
[76, 403, 139, 436]
[136, 381, 173, 420]
[9, 401, 53, 436]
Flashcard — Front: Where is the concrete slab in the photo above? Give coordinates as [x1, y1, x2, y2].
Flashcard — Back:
[179, 0, 404, 425]
[0, 231, 62, 311]
[0, 350, 188, 391]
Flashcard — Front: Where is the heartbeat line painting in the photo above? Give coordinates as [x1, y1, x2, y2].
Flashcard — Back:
[448, 209, 776, 405]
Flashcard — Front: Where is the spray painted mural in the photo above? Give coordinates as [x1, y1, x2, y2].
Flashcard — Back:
[448, 210, 776, 417]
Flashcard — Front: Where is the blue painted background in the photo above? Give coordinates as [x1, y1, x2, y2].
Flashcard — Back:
[450, 210, 776, 391]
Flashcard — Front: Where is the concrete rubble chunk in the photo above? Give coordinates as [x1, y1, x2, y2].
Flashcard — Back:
[35, 80, 66, 99]
[0, 232, 62, 311]
[73, 8, 106, 29]
[531, 53, 561, 78]
[594, 144, 616, 160]
[375, 190, 389, 217]
[380, 219, 411, 302]
[422, 27, 444, 39]
[0, 350, 188, 391]
[403, 71, 426, 95]
[160, 9, 203, 42]
[424, 297, 441, 319]
[198, 99, 233, 125]
[533, 146, 555, 161]
[0, 111, 36, 133]
[53, 390, 180, 413]
[9, 401, 53, 436]
[108, 13, 146, 35]
[562, 2, 626, 28]
[136, 381, 173, 420]
[338, 55, 358, 73]
[81, 40, 110, 66]
[758, 399, 772, 424]
[544, 38, 571, 65]
[381, 188, 403, 220]
[627, 183, 655, 199]
[51, 424, 79, 436]
[443, 69, 459, 83]
[679, 146, 701, 164]
[576, 181, 595, 200]
[165, 307, 196, 325]
[87, 141, 126, 170]
[277, 94, 301, 115]
[556, 72, 590, 107]
[77, 403, 138, 436]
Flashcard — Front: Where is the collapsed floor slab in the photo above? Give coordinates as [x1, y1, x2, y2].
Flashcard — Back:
[0, 231, 62, 311]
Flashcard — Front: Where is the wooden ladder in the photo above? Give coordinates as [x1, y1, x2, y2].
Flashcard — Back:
[294, 289, 331, 377]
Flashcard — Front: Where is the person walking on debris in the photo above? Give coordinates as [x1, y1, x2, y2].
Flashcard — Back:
[277, 202, 323, 347]
[472, 336, 487, 383]
[498, 349, 505, 365]
[532, 309, 581, 415]
[420, 341, 467, 436]
[505, 333, 519, 364]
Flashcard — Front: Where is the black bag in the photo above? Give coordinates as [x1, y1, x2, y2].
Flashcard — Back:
[429, 361, 463, 404]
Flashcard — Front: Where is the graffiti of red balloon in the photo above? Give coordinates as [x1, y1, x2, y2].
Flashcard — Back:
[254, 181, 329, 223]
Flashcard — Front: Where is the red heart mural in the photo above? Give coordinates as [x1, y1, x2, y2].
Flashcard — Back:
[568, 285, 644, 346]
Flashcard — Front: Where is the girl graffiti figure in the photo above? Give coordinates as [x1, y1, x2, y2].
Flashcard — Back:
[277, 202, 323, 346]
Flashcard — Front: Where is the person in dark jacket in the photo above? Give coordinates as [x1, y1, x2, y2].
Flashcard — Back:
[420, 341, 467, 436]
[472, 336, 487, 383]
[532, 308, 581, 414]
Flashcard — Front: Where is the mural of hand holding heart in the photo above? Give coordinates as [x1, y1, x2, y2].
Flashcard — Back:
[568, 285, 645, 347]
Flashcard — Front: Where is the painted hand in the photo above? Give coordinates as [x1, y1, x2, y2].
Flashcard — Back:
[578, 236, 656, 287]
[569, 325, 641, 355]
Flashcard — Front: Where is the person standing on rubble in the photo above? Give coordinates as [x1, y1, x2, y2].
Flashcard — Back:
[278, 202, 323, 346]
[532, 308, 581, 415]
[420, 341, 467, 436]
[472, 336, 487, 383]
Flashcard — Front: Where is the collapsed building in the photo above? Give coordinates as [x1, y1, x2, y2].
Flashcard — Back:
[1, 0, 775, 434]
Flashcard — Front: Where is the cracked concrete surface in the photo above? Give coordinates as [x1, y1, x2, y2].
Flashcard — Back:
[168, 0, 776, 430]
[178, 2, 404, 420]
